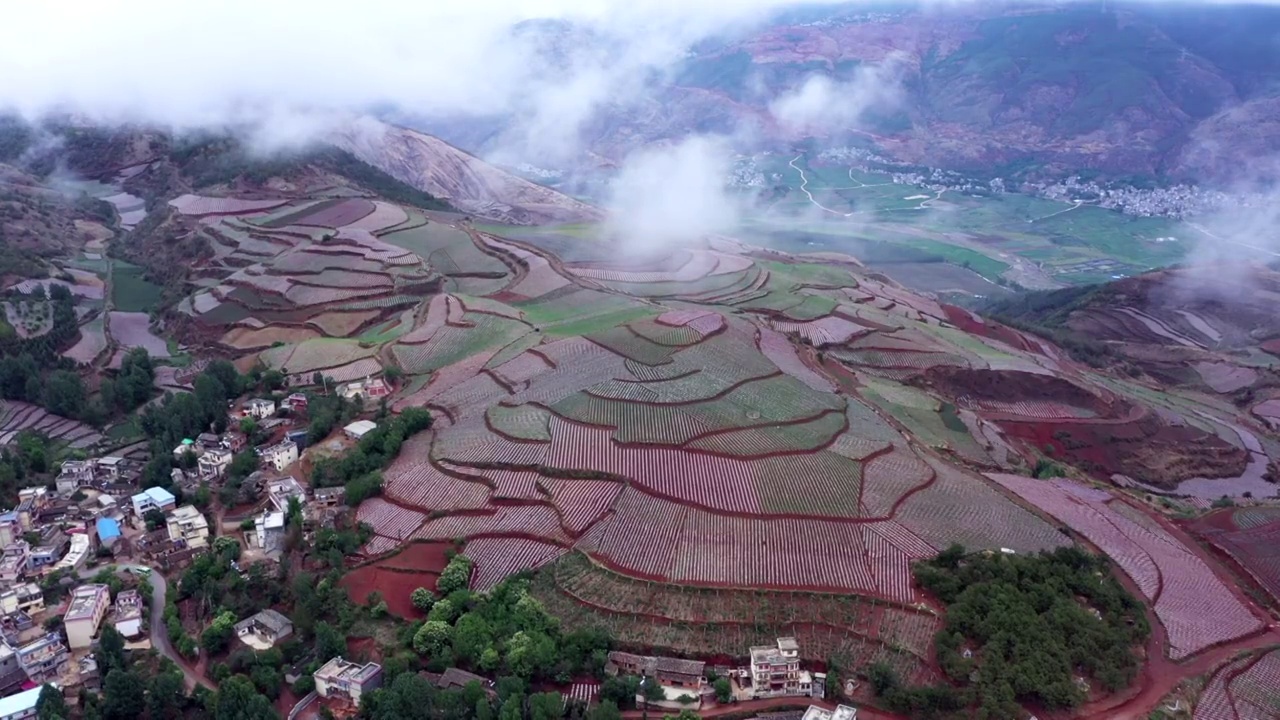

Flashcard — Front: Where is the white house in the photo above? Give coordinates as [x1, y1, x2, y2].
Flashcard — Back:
[131, 487, 177, 516]
[64, 584, 111, 650]
[198, 447, 234, 479]
[112, 590, 143, 639]
[166, 505, 210, 549]
[244, 398, 276, 419]
[315, 657, 383, 704]
[343, 420, 378, 441]
[257, 440, 299, 472]
[255, 512, 286, 554]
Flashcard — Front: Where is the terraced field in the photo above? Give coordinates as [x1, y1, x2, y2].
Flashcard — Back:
[163, 190, 1278, 679]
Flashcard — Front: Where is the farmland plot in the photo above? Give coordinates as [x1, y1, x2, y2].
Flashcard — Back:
[464, 537, 567, 591]
[990, 474, 1263, 659]
[108, 312, 170, 357]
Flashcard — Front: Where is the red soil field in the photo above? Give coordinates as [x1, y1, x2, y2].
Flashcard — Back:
[340, 542, 450, 618]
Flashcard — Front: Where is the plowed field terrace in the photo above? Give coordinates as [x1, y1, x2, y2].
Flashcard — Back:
[531, 553, 941, 685]
[990, 474, 1264, 660]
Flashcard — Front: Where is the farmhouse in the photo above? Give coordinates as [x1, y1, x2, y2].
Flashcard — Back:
[55, 460, 95, 494]
[315, 657, 383, 704]
[15, 633, 68, 684]
[95, 456, 127, 481]
[244, 398, 276, 419]
[607, 651, 706, 691]
[749, 637, 810, 698]
[284, 393, 309, 412]
[344, 419, 378, 440]
[0, 583, 42, 616]
[266, 476, 306, 512]
[64, 584, 111, 649]
[801, 704, 857, 720]
[421, 667, 495, 697]
[112, 590, 143, 639]
[255, 512, 286, 554]
[198, 447, 234, 479]
[337, 376, 390, 400]
[313, 486, 346, 507]
[0, 513, 16, 547]
[0, 684, 46, 720]
[221, 431, 248, 453]
[51, 532, 90, 572]
[234, 609, 293, 649]
[172, 438, 202, 460]
[166, 505, 210, 549]
[0, 543, 30, 583]
[131, 487, 176, 516]
[0, 645, 26, 700]
[95, 517, 124, 549]
[258, 440, 299, 472]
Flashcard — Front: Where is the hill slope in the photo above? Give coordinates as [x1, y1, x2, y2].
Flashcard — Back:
[330, 119, 602, 225]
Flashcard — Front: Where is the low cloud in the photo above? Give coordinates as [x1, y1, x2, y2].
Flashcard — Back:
[769, 58, 907, 135]
[602, 136, 745, 255]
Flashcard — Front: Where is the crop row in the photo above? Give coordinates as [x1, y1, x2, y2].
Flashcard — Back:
[411, 504, 572, 546]
[757, 327, 836, 393]
[990, 474, 1263, 660]
[355, 498, 427, 541]
[169, 194, 288, 216]
[464, 537, 568, 591]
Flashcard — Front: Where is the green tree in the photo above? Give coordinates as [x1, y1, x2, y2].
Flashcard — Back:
[436, 555, 473, 596]
[315, 621, 346, 661]
[712, 677, 732, 704]
[529, 692, 564, 720]
[641, 678, 665, 706]
[452, 612, 494, 664]
[101, 669, 146, 720]
[506, 631, 556, 679]
[43, 370, 86, 418]
[410, 587, 436, 613]
[427, 598, 457, 623]
[98, 625, 127, 674]
[36, 684, 67, 720]
[412, 620, 453, 658]
[146, 670, 187, 720]
[587, 700, 622, 720]
[200, 610, 237, 654]
[213, 675, 277, 720]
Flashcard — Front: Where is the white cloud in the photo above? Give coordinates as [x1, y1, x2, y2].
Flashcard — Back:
[769, 58, 906, 135]
[602, 135, 743, 254]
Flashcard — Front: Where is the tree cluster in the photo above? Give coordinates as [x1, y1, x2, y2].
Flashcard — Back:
[309, 407, 432, 506]
[882, 545, 1151, 719]
[405, 572, 610, 686]
[0, 430, 51, 505]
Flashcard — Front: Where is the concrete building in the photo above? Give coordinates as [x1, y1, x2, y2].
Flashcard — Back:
[166, 506, 210, 549]
[15, 634, 68, 684]
[222, 431, 248, 453]
[198, 447, 234, 479]
[244, 398, 276, 419]
[313, 486, 346, 507]
[801, 705, 856, 720]
[131, 487, 177, 516]
[315, 657, 383, 705]
[0, 543, 30, 584]
[50, 532, 90, 572]
[284, 393, 309, 412]
[337, 377, 390, 400]
[266, 476, 306, 513]
[750, 638, 808, 698]
[607, 651, 706, 691]
[95, 456, 126, 482]
[0, 513, 17, 547]
[55, 460, 95, 494]
[64, 584, 111, 649]
[172, 438, 203, 460]
[112, 590, 143, 639]
[96, 517, 121, 550]
[257, 440, 298, 472]
[255, 512, 286, 554]
[234, 609, 293, 650]
[0, 584, 43, 617]
[0, 683, 46, 720]
[343, 419, 378, 441]
[0, 641, 23, 696]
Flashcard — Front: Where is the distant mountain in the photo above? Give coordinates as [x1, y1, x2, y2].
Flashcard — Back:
[427, 2, 1280, 185]
[330, 119, 602, 226]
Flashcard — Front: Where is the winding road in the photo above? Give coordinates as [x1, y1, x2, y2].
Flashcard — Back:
[81, 563, 214, 690]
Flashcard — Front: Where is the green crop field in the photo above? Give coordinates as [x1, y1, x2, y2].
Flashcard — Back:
[111, 260, 164, 312]
[752, 154, 1192, 291]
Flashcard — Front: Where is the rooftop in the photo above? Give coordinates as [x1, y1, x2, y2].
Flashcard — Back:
[316, 656, 382, 684]
[96, 517, 121, 539]
[344, 419, 378, 437]
[777, 637, 799, 652]
[801, 705, 857, 720]
[131, 486, 176, 506]
[608, 651, 704, 678]
[169, 505, 206, 523]
[98, 456, 125, 467]
[65, 584, 108, 622]
[247, 398, 275, 407]
[259, 511, 286, 530]
[236, 608, 293, 634]
[0, 683, 44, 718]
